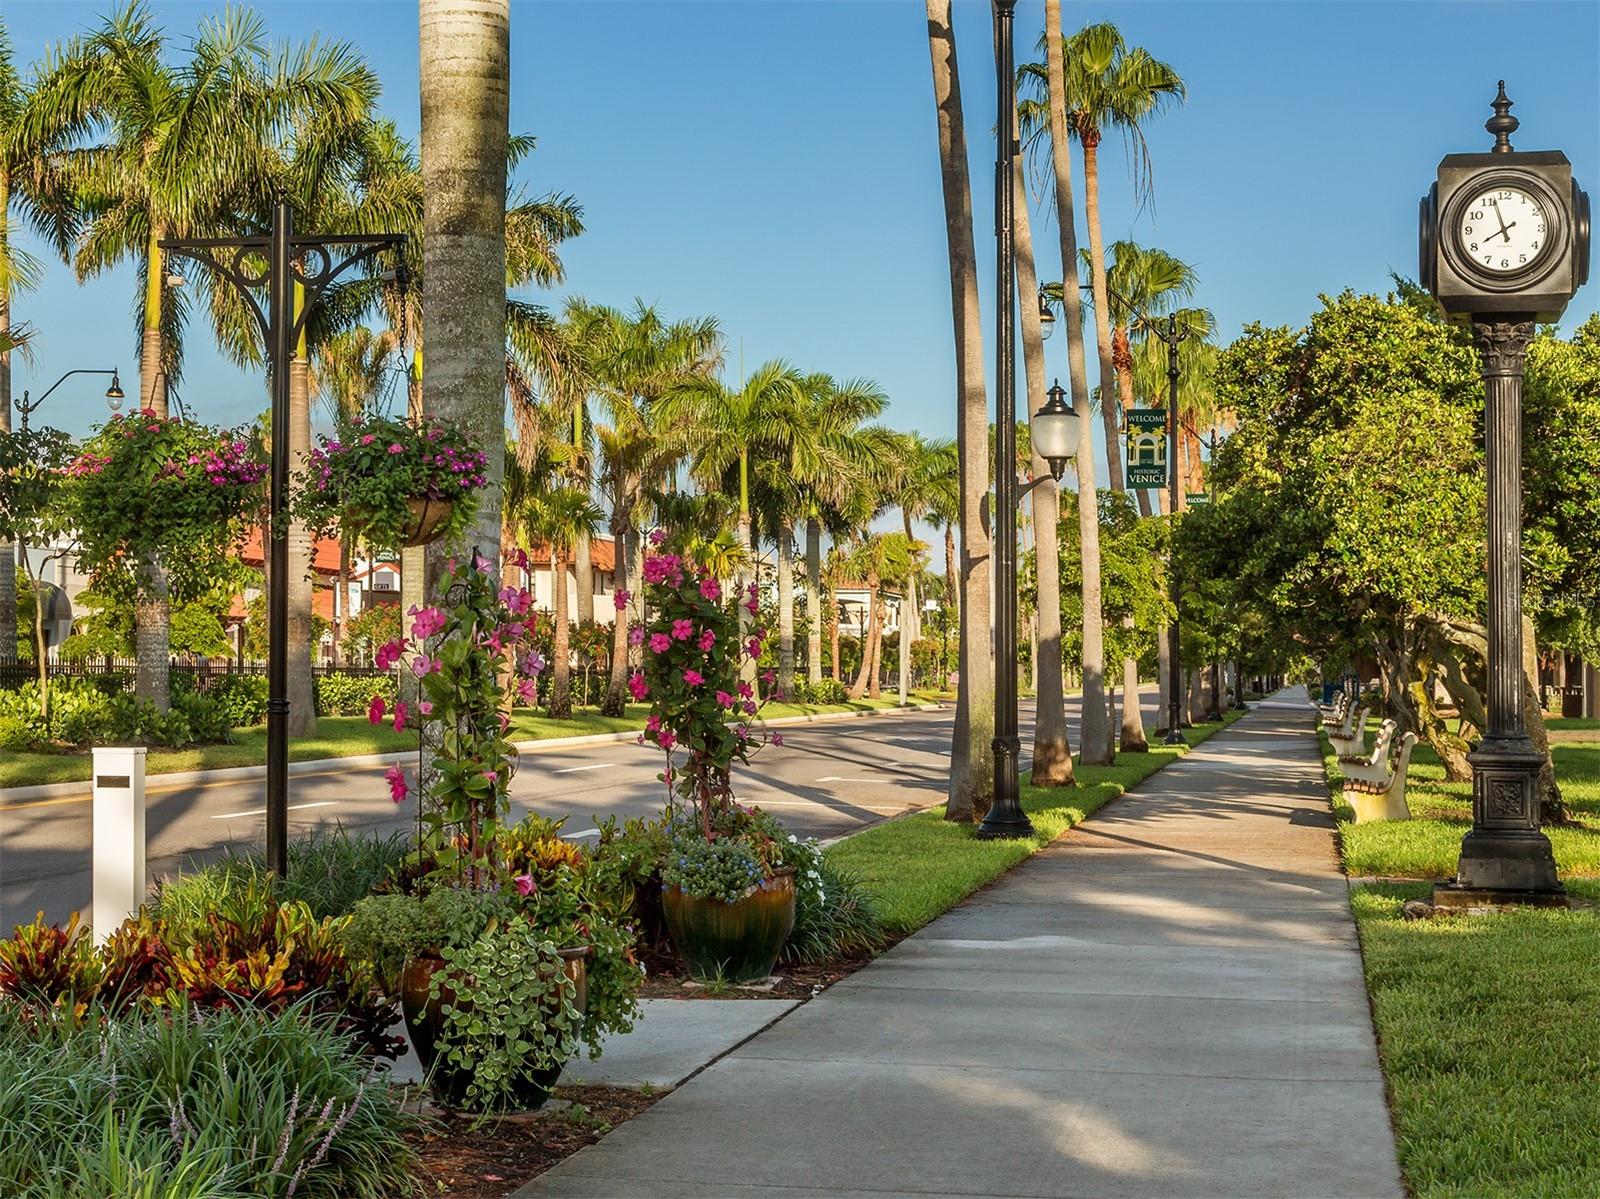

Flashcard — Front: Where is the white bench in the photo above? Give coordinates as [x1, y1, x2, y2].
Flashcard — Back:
[1338, 718, 1398, 785]
[1327, 705, 1372, 758]
[1342, 731, 1418, 823]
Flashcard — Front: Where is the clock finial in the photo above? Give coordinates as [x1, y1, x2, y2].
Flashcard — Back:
[1487, 80, 1518, 153]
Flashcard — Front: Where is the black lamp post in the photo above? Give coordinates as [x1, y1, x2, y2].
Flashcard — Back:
[1146, 313, 1190, 744]
[161, 203, 404, 876]
[16, 368, 124, 433]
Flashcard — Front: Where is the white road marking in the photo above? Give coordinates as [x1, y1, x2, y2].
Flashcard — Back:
[210, 800, 338, 820]
[553, 764, 613, 774]
[561, 827, 602, 839]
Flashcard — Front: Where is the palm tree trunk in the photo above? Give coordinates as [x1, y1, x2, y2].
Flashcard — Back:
[1121, 622, 1147, 750]
[829, 583, 842, 683]
[805, 518, 823, 688]
[575, 530, 594, 623]
[848, 580, 879, 700]
[332, 535, 351, 668]
[601, 523, 629, 715]
[898, 513, 916, 707]
[399, 363, 426, 707]
[420, 0, 509, 591]
[286, 321, 318, 737]
[777, 521, 796, 696]
[737, 474, 755, 689]
[943, 525, 957, 626]
[927, 0, 993, 821]
[1045, 0, 1110, 766]
[1082, 136, 1125, 495]
[551, 546, 572, 718]
[868, 594, 884, 700]
[134, 230, 170, 711]
[0, 236, 14, 665]
[626, 530, 643, 667]
[1013, 147, 1073, 785]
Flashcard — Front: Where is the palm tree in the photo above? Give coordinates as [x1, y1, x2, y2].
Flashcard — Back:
[885, 433, 955, 706]
[419, 0, 510, 576]
[1037, 0, 1112, 765]
[0, 21, 75, 666]
[1022, 22, 1184, 496]
[926, 0, 994, 821]
[570, 300, 721, 715]
[19, 5, 285, 708]
[522, 485, 602, 719]
[311, 324, 396, 665]
[1012, 140, 1074, 785]
[842, 533, 913, 701]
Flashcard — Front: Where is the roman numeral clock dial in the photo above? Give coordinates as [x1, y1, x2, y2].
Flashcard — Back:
[1459, 187, 1547, 273]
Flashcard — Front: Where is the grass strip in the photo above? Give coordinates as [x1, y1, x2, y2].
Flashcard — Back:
[1352, 879, 1600, 1199]
[825, 712, 1243, 936]
[0, 693, 951, 791]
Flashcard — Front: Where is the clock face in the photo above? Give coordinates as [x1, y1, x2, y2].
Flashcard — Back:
[1457, 185, 1550, 274]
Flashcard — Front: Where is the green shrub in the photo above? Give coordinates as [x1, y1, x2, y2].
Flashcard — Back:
[0, 678, 231, 749]
[783, 854, 887, 963]
[188, 673, 269, 727]
[315, 671, 395, 718]
[0, 714, 41, 753]
[0, 1002, 418, 1199]
[789, 678, 848, 705]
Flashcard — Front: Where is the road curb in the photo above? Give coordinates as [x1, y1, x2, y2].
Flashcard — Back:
[0, 701, 949, 806]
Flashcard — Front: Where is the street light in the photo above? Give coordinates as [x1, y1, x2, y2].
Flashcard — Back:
[1030, 380, 1078, 480]
[161, 203, 404, 876]
[1038, 289, 1056, 341]
[1147, 313, 1191, 745]
[16, 368, 125, 432]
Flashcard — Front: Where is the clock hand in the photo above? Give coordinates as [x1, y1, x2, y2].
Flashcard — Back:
[1491, 200, 1512, 242]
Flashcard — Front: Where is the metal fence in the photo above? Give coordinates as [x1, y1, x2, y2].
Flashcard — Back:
[0, 659, 390, 692]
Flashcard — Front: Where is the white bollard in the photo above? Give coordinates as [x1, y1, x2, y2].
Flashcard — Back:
[92, 746, 147, 944]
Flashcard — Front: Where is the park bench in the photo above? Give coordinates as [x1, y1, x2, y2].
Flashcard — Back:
[1337, 718, 1398, 784]
[1326, 704, 1371, 758]
[1319, 691, 1351, 729]
[1342, 731, 1418, 823]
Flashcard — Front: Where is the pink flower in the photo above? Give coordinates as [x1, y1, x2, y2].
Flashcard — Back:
[385, 765, 409, 804]
[649, 529, 667, 546]
[698, 628, 716, 651]
[525, 651, 546, 676]
[613, 588, 631, 611]
[483, 769, 501, 786]
[747, 638, 763, 658]
[410, 606, 447, 640]
[771, 732, 784, 746]
[410, 655, 438, 677]
[499, 586, 531, 616]
[628, 625, 646, 646]
[643, 555, 675, 584]
[699, 577, 722, 601]
[671, 619, 694, 641]
[375, 639, 407, 670]
[360, 434, 376, 445]
[646, 714, 662, 733]
[716, 690, 735, 708]
[761, 669, 776, 685]
[738, 682, 754, 700]
[514, 873, 537, 897]
[387, 443, 405, 454]
[419, 700, 434, 716]
[683, 668, 704, 687]
[393, 700, 410, 732]
[658, 730, 676, 750]
[628, 672, 649, 701]
[746, 597, 760, 616]
[368, 696, 387, 725]
[743, 700, 757, 716]
[649, 632, 673, 654]
[518, 678, 538, 705]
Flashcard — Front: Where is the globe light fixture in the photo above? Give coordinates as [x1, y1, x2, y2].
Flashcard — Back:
[104, 370, 125, 411]
[1038, 289, 1056, 341]
[1031, 380, 1078, 480]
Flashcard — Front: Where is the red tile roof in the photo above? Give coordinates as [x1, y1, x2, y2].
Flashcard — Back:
[522, 538, 617, 573]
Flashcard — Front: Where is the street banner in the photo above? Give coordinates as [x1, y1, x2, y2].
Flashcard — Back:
[1125, 409, 1168, 489]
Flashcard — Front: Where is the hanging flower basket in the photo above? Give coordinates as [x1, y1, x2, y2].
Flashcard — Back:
[297, 414, 488, 551]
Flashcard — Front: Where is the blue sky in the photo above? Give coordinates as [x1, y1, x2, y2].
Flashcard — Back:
[5, 0, 1599, 472]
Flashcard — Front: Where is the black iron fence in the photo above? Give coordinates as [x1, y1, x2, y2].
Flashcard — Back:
[0, 659, 389, 693]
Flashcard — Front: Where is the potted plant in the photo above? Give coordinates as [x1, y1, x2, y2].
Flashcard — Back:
[347, 556, 640, 1111]
[635, 531, 806, 983]
[297, 413, 489, 549]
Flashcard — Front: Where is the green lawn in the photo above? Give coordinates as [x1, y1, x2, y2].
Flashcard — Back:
[0, 693, 951, 791]
[1319, 713, 1600, 1196]
[1353, 880, 1600, 1198]
[826, 714, 1242, 935]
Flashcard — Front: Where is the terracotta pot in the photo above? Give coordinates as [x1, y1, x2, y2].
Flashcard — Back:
[662, 868, 796, 983]
[400, 496, 455, 547]
[399, 944, 588, 1111]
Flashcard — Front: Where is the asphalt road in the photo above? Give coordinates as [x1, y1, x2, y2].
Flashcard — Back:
[0, 687, 1160, 928]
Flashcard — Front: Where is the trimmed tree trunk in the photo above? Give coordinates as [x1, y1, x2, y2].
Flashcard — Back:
[829, 583, 842, 683]
[1013, 149, 1073, 785]
[898, 514, 915, 707]
[927, 0, 993, 821]
[575, 530, 594, 624]
[847, 578, 879, 701]
[286, 338, 318, 737]
[1045, 0, 1110, 765]
[601, 524, 630, 715]
[1080, 133, 1125, 494]
[134, 230, 171, 711]
[420, 0, 510, 591]
[805, 518, 823, 688]
[0, 189, 14, 664]
[869, 594, 885, 700]
[777, 521, 796, 696]
[550, 546, 572, 718]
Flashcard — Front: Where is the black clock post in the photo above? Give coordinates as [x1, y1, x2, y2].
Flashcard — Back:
[1420, 84, 1591, 907]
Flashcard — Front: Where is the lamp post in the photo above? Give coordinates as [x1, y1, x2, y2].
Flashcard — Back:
[161, 202, 404, 876]
[1146, 313, 1190, 744]
[1038, 289, 1056, 341]
[15, 368, 125, 433]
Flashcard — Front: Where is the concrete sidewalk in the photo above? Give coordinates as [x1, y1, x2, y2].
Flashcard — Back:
[515, 689, 1403, 1199]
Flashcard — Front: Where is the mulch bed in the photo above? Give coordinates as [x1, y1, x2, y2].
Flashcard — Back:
[637, 950, 881, 1001]
[407, 1085, 661, 1198]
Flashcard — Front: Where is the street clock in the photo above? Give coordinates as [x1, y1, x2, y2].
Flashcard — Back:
[1419, 82, 1590, 321]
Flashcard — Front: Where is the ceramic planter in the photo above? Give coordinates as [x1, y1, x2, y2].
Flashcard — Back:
[662, 867, 796, 983]
[399, 944, 588, 1111]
